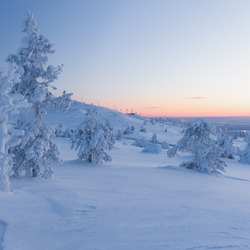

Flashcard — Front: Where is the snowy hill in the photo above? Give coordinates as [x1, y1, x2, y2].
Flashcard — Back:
[1, 101, 250, 249]
[46, 100, 183, 145]
[46, 101, 147, 131]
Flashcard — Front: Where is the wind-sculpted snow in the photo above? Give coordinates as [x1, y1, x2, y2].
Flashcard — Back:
[47, 198, 97, 217]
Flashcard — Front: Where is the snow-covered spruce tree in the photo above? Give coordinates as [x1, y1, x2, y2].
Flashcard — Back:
[217, 132, 235, 159]
[0, 66, 26, 191]
[7, 12, 72, 178]
[167, 119, 226, 173]
[71, 108, 115, 164]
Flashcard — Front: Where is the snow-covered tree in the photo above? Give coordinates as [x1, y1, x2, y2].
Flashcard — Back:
[217, 132, 235, 159]
[55, 124, 64, 137]
[0, 66, 26, 191]
[124, 126, 133, 135]
[116, 130, 122, 140]
[168, 119, 226, 173]
[71, 108, 115, 164]
[239, 142, 250, 163]
[7, 12, 72, 178]
[150, 133, 158, 144]
[139, 127, 147, 133]
[150, 118, 155, 125]
[133, 137, 148, 148]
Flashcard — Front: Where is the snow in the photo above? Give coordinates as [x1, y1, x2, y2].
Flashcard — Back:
[141, 143, 162, 154]
[1, 143, 250, 249]
[1, 103, 250, 249]
[3, 11, 250, 249]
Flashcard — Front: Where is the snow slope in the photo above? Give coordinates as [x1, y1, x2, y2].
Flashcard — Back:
[46, 101, 182, 145]
[46, 101, 146, 131]
[1, 103, 250, 249]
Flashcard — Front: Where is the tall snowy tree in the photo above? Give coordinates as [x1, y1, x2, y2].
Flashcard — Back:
[0, 66, 27, 191]
[71, 107, 115, 164]
[168, 119, 226, 173]
[7, 12, 72, 178]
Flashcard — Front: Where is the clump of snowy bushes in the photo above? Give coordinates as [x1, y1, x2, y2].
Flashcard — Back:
[124, 126, 134, 135]
[55, 124, 73, 138]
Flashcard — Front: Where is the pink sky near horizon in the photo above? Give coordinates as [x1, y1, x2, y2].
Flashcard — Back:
[75, 96, 250, 117]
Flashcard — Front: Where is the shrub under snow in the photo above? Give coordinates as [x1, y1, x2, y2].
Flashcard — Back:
[133, 137, 148, 148]
[142, 143, 162, 154]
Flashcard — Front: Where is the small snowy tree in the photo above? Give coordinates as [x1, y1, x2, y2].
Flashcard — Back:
[116, 130, 122, 140]
[0, 66, 26, 191]
[124, 126, 133, 135]
[150, 133, 158, 144]
[55, 124, 64, 137]
[239, 142, 250, 163]
[139, 127, 147, 133]
[71, 108, 115, 164]
[7, 12, 72, 178]
[168, 119, 226, 173]
[217, 132, 235, 159]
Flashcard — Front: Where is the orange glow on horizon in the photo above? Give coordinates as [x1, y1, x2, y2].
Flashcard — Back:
[75, 97, 250, 118]
[138, 107, 250, 118]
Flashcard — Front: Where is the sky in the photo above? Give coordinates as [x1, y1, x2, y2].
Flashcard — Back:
[1, 0, 250, 117]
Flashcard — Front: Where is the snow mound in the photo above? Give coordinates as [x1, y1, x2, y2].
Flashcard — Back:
[133, 137, 148, 148]
[142, 143, 162, 154]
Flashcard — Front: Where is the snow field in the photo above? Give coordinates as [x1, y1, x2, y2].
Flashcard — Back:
[0, 137, 250, 249]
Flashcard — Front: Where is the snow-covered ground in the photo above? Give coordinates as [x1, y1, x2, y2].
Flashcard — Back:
[1, 104, 250, 249]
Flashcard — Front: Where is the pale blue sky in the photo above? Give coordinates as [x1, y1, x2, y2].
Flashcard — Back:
[1, 0, 250, 116]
